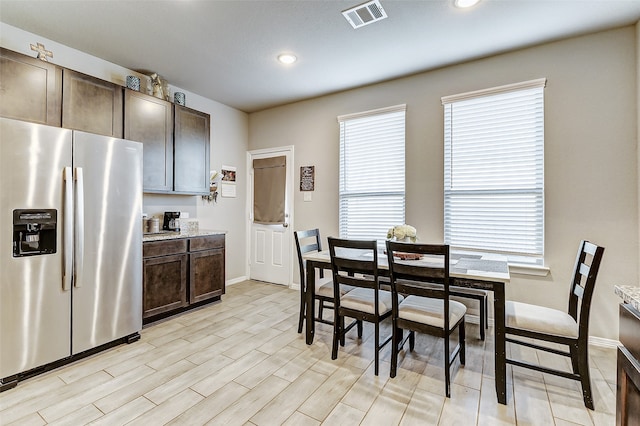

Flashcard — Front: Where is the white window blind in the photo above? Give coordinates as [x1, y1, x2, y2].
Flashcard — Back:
[442, 79, 545, 262]
[338, 105, 406, 241]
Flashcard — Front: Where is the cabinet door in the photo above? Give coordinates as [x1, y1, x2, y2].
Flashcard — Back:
[143, 253, 188, 318]
[174, 105, 210, 195]
[189, 248, 225, 304]
[62, 69, 123, 137]
[0, 47, 61, 126]
[124, 90, 174, 193]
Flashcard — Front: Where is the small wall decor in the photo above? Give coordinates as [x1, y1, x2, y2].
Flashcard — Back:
[220, 165, 237, 198]
[30, 42, 53, 62]
[300, 166, 315, 191]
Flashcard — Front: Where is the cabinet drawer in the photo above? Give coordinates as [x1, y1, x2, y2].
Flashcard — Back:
[189, 234, 225, 252]
[143, 239, 187, 258]
[620, 303, 640, 361]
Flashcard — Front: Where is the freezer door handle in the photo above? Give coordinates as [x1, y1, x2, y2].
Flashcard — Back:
[63, 167, 74, 291]
[74, 167, 84, 288]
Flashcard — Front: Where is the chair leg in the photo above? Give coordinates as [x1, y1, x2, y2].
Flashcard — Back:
[459, 319, 466, 366]
[444, 332, 451, 398]
[357, 320, 363, 338]
[332, 311, 340, 360]
[297, 287, 305, 334]
[484, 296, 489, 329]
[479, 297, 486, 341]
[578, 343, 594, 410]
[374, 321, 380, 376]
[570, 343, 580, 374]
[390, 324, 399, 378]
[409, 330, 415, 352]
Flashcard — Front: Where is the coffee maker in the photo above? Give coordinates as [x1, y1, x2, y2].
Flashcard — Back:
[162, 211, 181, 232]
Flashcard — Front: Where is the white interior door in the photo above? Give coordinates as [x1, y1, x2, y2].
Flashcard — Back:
[248, 147, 293, 285]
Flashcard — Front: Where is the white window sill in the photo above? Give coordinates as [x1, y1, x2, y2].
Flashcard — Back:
[508, 263, 550, 277]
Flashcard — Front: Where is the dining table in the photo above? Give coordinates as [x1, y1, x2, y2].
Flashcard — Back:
[303, 248, 511, 405]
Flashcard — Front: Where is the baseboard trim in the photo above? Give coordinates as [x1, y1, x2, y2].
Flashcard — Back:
[588, 336, 620, 349]
[226, 276, 247, 286]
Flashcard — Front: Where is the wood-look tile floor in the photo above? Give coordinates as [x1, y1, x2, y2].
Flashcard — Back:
[0, 280, 617, 425]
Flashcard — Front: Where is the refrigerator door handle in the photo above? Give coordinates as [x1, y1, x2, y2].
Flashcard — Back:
[74, 167, 84, 288]
[63, 167, 74, 291]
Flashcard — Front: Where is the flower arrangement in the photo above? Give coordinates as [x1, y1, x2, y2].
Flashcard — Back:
[386, 224, 417, 242]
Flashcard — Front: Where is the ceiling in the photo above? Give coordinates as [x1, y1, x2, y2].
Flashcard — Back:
[1, 0, 640, 113]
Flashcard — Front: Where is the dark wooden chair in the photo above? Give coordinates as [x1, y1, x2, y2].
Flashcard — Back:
[294, 229, 335, 333]
[386, 241, 466, 397]
[328, 237, 396, 376]
[505, 240, 604, 409]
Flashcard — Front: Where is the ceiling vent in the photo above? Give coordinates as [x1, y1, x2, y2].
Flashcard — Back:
[342, 0, 388, 29]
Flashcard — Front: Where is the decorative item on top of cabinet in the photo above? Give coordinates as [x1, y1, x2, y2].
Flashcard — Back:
[124, 89, 174, 193]
[62, 69, 123, 137]
[149, 72, 169, 101]
[0, 47, 62, 126]
[30, 42, 53, 62]
[174, 105, 210, 195]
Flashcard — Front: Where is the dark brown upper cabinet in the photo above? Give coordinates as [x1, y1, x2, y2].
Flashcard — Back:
[174, 105, 210, 195]
[62, 69, 123, 137]
[124, 89, 174, 193]
[0, 47, 62, 126]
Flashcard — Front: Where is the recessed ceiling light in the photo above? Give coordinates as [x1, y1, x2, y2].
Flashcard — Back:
[454, 0, 481, 8]
[278, 54, 297, 64]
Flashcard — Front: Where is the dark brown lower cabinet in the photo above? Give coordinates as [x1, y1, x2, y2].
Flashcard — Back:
[143, 234, 225, 321]
[190, 235, 225, 303]
[617, 303, 640, 425]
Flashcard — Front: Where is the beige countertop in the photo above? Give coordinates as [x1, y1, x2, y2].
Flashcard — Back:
[615, 285, 640, 312]
[143, 229, 226, 242]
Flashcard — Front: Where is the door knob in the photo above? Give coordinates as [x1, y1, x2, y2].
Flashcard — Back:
[283, 223, 289, 228]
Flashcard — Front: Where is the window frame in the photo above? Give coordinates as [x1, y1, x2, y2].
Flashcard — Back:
[337, 104, 406, 243]
[441, 79, 546, 266]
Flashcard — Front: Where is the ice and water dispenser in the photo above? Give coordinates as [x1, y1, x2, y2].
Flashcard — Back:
[12, 209, 57, 257]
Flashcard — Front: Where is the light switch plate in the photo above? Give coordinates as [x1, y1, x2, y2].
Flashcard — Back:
[303, 192, 312, 202]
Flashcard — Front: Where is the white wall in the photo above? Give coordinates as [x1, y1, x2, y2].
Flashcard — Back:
[249, 26, 639, 341]
[0, 23, 249, 283]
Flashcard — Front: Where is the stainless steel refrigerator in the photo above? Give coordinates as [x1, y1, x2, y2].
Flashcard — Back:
[0, 117, 143, 390]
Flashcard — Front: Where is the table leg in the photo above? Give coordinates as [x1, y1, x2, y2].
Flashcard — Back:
[494, 281, 507, 404]
[305, 262, 316, 345]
